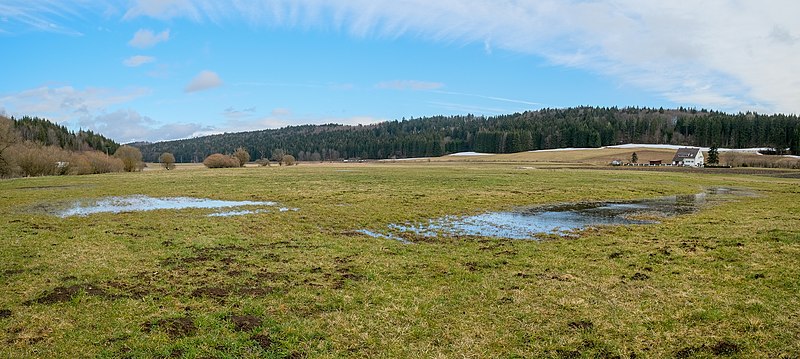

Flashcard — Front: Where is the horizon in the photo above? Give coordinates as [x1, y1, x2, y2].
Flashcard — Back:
[2, 1, 799, 144]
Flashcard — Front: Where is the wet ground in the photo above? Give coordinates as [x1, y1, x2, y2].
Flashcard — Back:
[43, 195, 286, 217]
[362, 188, 750, 242]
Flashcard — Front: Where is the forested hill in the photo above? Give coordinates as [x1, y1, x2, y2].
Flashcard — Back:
[9, 116, 119, 154]
[135, 107, 800, 163]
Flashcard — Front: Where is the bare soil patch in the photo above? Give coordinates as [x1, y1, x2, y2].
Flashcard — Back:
[230, 315, 262, 332]
[252, 333, 272, 349]
[24, 284, 110, 305]
[143, 317, 197, 338]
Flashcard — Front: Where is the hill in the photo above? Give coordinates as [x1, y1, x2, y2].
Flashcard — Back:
[134, 107, 800, 163]
[10, 116, 119, 154]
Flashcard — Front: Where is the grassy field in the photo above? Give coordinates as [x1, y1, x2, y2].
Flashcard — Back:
[1, 162, 799, 358]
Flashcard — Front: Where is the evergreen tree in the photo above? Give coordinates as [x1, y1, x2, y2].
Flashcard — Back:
[708, 145, 719, 165]
[631, 152, 638, 164]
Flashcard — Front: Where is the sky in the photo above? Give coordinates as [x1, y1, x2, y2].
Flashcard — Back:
[1, 1, 798, 144]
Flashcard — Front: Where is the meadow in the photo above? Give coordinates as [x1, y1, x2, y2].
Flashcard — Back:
[1, 161, 799, 358]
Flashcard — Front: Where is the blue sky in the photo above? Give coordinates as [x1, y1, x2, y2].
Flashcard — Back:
[1, 1, 798, 143]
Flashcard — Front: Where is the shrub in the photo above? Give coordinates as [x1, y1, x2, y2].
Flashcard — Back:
[13, 144, 70, 177]
[81, 151, 124, 174]
[114, 145, 144, 172]
[203, 153, 239, 168]
[159, 152, 176, 170]
[233, 147, 250, 167]
[282, 154, 296, 166]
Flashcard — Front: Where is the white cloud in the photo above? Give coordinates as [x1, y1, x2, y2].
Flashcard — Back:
[120, 0, 800, 114]
[185, 70, 223, 93]
[0, 85, 150, 121]
[80, 109, 212, 143]
[0, 85, 213, 142]
[376, 80, 444, 91]
[8, 2, 800, 113]
[128, 28, 170, 48]
[123, 55, 156, 67]
[212, 114, 385, 135]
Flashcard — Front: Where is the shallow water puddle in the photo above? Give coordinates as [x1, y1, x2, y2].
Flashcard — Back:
[50, 195, 288, 218]
[361, 188, 749, 242]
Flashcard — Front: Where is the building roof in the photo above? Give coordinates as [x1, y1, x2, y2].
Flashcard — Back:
[672, 147, 701, 162]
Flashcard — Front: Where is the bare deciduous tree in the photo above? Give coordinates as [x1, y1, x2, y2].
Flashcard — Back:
[0, 117, 20, 177]
[233, 147, 250, 167]
[159, 152, 176, 170]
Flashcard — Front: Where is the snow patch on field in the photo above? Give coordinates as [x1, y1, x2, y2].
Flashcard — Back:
[448, 152, 493, 156]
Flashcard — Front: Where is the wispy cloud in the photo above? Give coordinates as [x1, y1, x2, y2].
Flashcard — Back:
[0, 0, 101, 35]
[432, 90, 541, 107]
[118, 0, 800, 114]
[185, 70, 223, 93]
[376, 80, 444, 91]
[123, 55, 156, 67]
[428, 101, 511, 115]
[222, 106, 256, 119]
[128, 28, 170, 48]
[123, 0, 204, 22]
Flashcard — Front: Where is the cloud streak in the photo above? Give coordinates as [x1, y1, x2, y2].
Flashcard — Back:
[376, 80, 444, 91]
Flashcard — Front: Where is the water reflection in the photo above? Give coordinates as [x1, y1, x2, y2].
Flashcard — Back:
[361, 188, 744, 242]
[53, 195, 280, 217]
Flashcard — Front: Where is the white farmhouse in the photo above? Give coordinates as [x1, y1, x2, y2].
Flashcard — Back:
[672, 147, 704, 167]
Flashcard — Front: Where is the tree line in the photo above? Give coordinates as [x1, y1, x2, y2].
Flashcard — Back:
[13, 116, 119, 154]
[134, 107, 800, 162]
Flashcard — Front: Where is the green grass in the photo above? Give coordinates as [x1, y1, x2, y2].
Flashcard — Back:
[1, 163, 799, 358]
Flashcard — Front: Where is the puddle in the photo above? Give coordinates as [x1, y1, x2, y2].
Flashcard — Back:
[48, 195, 285, 218]
[361, 188, 750, 242]
[208, 209, 271, 217]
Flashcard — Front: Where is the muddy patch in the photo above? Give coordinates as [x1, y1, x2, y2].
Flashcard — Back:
[252, 333, 273, 349]
[230, 315, 263, 332]
[675, 340, 742, 357]
[360, 188, 751, 241]
[143, 317, 197, 338]
[568, 320, 594, 331]
[37, 195, 295, 218]
[191, 286, 231, 299]
[24, 284, 110, 305]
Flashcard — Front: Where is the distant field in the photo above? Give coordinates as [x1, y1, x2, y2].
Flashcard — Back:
[440, 147, 677, 164]
[1, 162, 799, 357]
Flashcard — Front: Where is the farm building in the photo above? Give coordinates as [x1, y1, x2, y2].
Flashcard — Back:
[672, 147, 704, 167]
